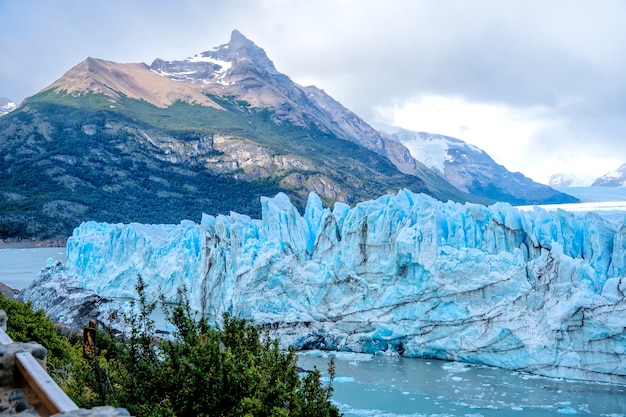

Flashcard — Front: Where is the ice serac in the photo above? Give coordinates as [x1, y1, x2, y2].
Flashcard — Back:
[66, 220, 206, 300]
[31, 190, 626, 384]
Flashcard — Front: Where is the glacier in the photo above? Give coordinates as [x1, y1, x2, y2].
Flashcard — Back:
[20, 190, 626, 384]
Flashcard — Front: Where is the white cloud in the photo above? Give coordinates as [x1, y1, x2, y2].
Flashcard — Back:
[374, 96, 622, 185]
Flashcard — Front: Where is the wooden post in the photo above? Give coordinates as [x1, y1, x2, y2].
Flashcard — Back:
[83, 320, 97, 360]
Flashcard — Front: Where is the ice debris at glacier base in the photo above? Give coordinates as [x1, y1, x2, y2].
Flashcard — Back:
[21, 189, 626, 384]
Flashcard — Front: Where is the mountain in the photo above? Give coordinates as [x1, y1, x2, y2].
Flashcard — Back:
[387, 129, 578, 205]
[549, 173, 579, 187]
[148, 30, 437, 179]
[548, 172, 600, 188]
[21, 189, 626, 385]
[0, 97, 16, 116]
[592, 163, 626, 187]
[0, 30, 472, 241]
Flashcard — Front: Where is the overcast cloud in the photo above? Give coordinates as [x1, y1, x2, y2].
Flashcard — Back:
[1, 0, 625, 184]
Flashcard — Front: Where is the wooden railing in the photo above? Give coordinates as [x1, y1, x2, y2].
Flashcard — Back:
[0, 327, 79, 416]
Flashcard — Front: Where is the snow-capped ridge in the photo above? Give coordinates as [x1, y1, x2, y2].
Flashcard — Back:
[387, 128, 578, 205]
[149, 29, 277, 85]
[391, 130, 481, 174]
[592, 163, 626, 187]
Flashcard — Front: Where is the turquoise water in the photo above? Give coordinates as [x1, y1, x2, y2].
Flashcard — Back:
[297, 350, 626, 417]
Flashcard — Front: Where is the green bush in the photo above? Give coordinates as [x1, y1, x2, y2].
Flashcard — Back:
[0, 294, 74, 371]
[67, 277, 341, 417]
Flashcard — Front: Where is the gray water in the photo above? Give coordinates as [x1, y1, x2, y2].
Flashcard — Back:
[2, 248, 625, 416]
[0, 247, 66, 289]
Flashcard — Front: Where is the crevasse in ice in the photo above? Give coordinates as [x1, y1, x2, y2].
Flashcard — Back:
[50, 190, 626, 383]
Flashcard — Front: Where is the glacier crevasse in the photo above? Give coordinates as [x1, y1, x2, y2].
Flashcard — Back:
[29, 190, 626, 383]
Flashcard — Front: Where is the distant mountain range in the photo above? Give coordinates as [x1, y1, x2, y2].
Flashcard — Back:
[384, 128, 577, 205]
[0, 97, 16, 117]
[0, 30, 576, 241]
[548, 164, 626, 188]
[548, 173, 588, 188]
[592, 163, 626, 187]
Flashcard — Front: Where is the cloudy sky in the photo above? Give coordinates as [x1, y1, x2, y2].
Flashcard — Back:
[1, 0, 625, 185]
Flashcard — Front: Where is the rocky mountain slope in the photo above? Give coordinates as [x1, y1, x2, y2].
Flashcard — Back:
[148, 30, 436, 179]
[387, 129, 578, 205]
[592, 163, 626, 186]
[0, 31, 472, 241]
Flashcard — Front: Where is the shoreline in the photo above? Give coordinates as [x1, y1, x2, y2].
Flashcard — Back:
[0, 238, 67, 249]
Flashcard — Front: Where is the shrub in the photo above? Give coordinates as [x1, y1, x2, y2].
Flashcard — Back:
[0, 294, 74, 371]
[68, 277, 341, 417]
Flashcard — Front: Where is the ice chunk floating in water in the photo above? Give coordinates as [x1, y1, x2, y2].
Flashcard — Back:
[22, 190, 626, 384]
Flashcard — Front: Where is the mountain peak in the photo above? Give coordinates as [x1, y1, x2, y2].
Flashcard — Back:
[217, 29, 277, 73]
[229, 29, 250, 46]
[149, 30, 277, 87]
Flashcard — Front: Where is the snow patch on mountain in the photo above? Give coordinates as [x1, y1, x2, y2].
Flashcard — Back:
[187, 54, 232, 70]
[151, 53, 233, 85]
[0, 97, 16, 116]
[395, 131, 480, 174]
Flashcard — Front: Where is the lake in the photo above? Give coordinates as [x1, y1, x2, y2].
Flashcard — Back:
[298, 350, 626, 417]
[1, 247, 626, 416]
[0, 246, 66, 289]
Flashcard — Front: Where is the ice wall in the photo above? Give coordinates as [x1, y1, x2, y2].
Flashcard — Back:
[45, 190, 626, 383]
[66, 220, 205, 300]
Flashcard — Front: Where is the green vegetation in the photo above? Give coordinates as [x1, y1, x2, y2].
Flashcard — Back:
[0, 95, 284, 239]
[0, 89, 452, 241]
[0, 280, 340, 416]
[0, 294, 74, 371]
